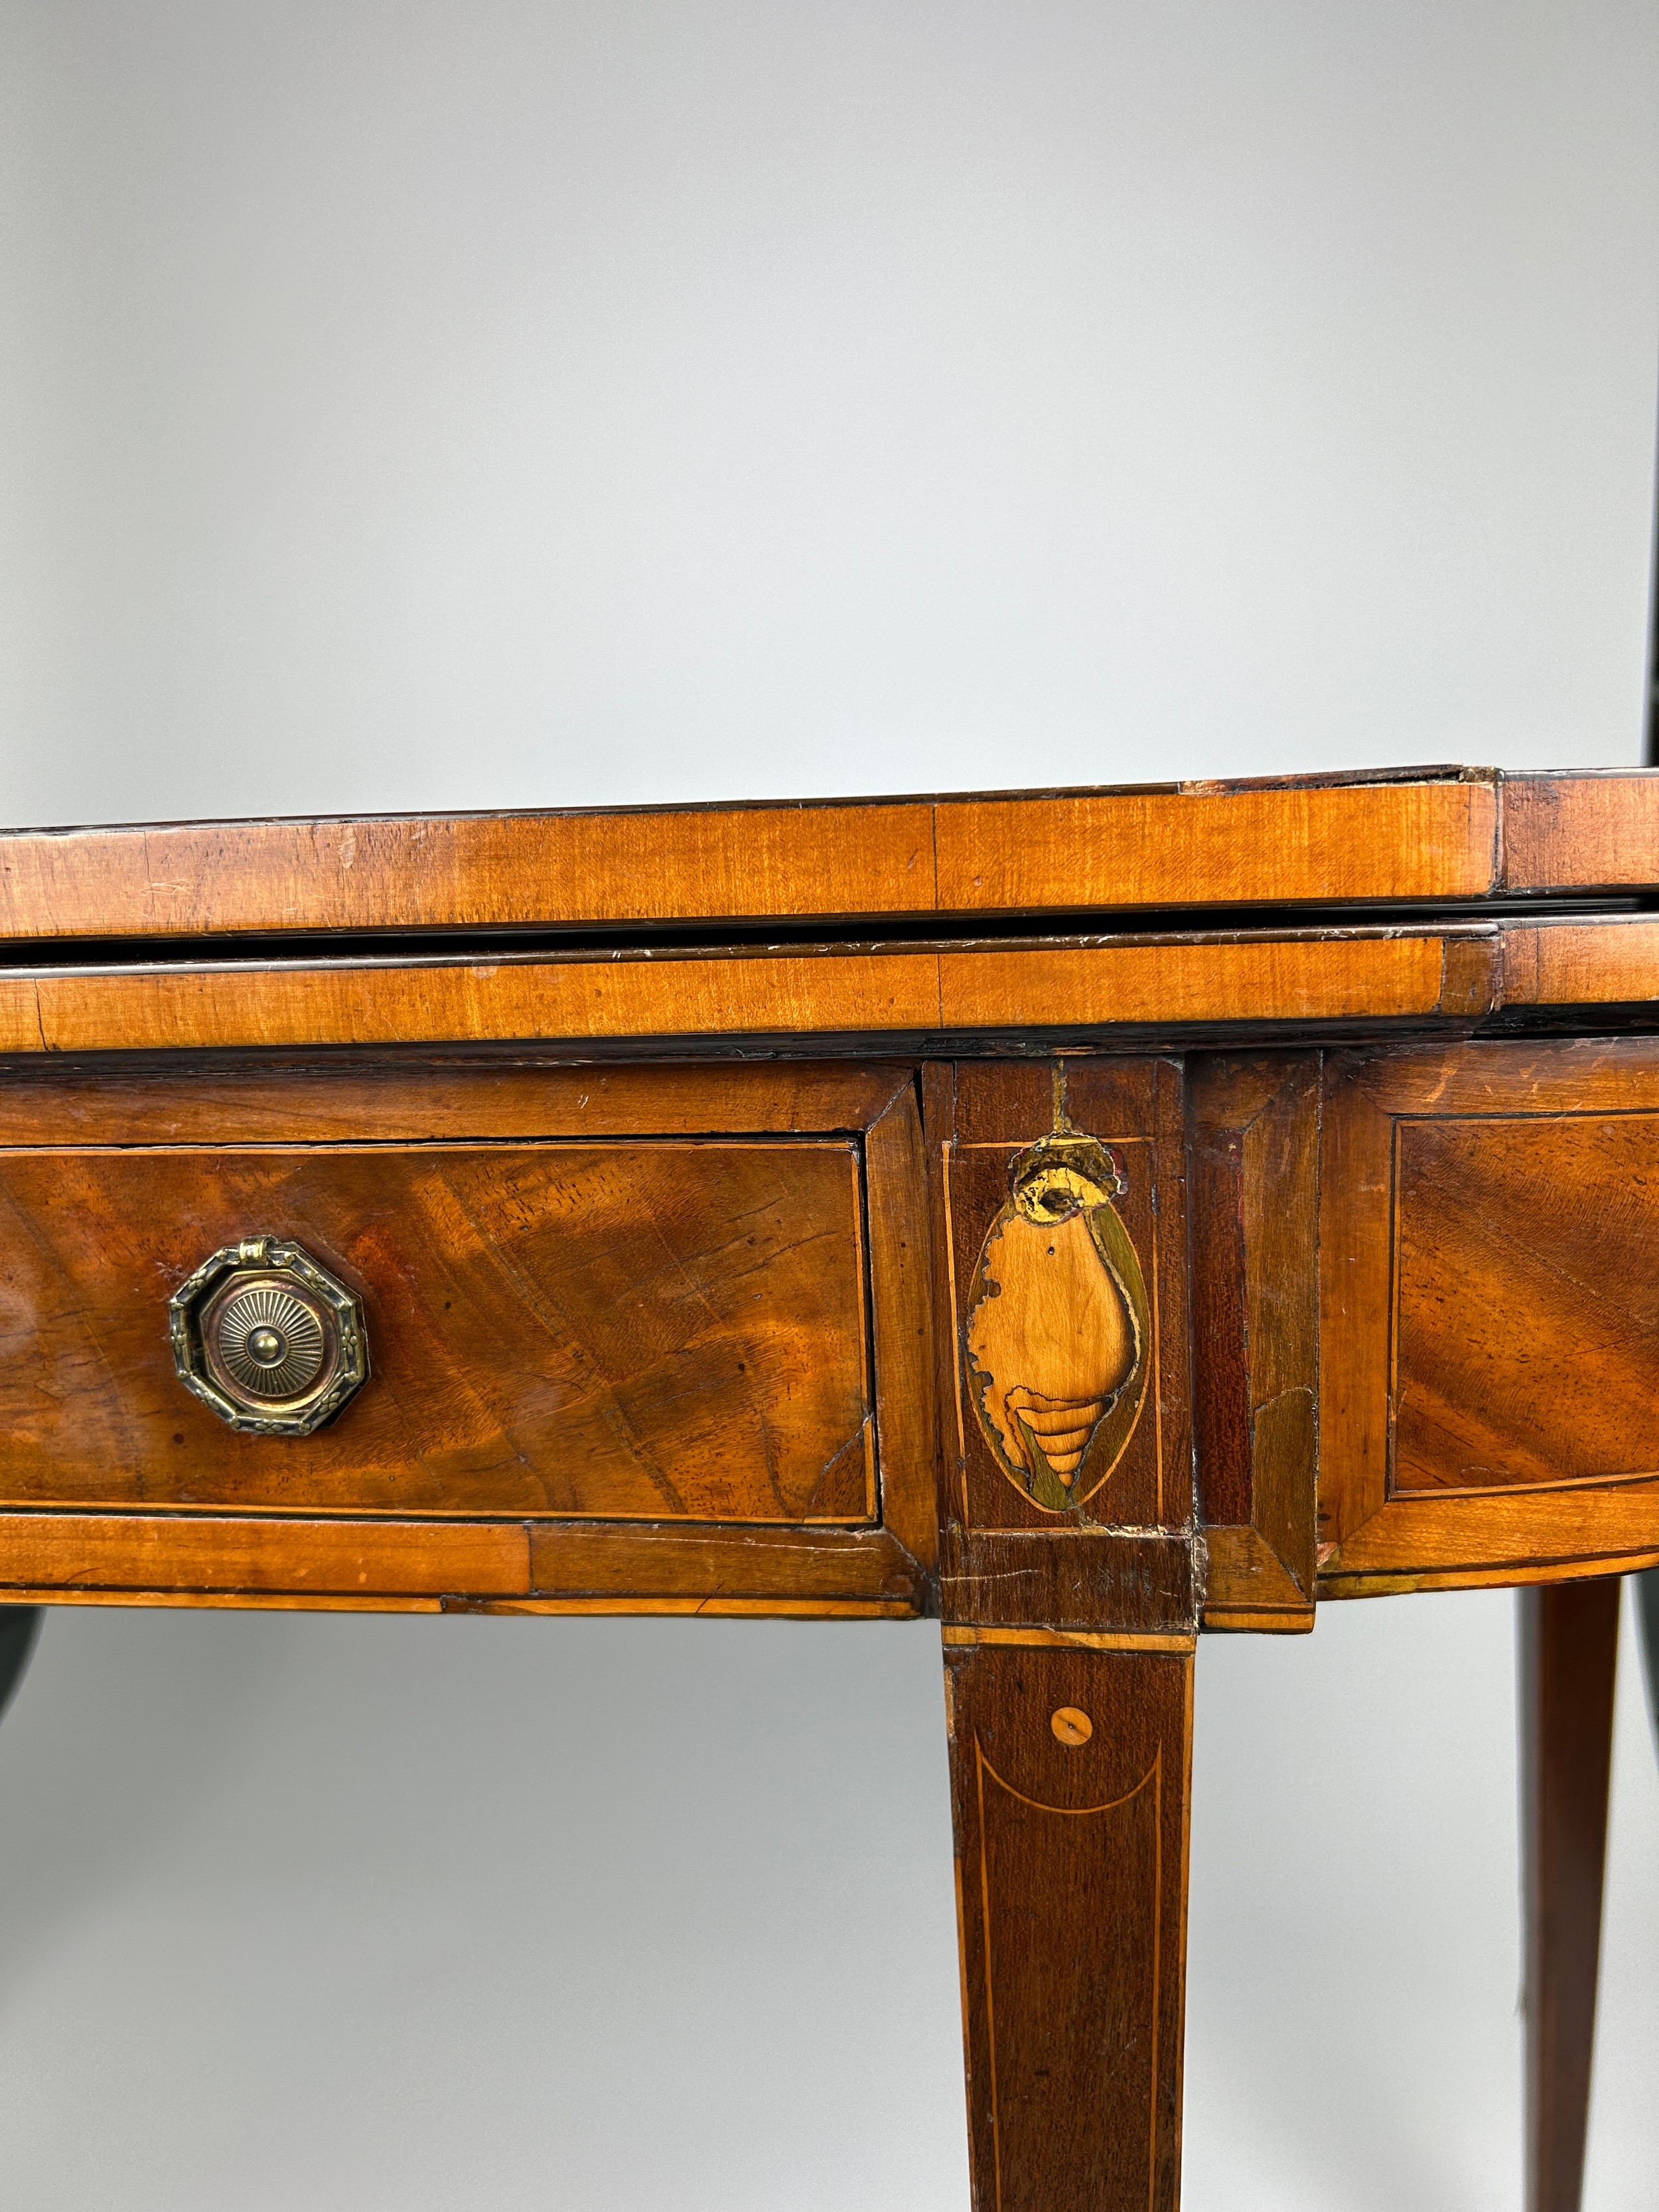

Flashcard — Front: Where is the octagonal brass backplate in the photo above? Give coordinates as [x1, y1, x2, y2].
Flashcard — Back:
[169, 1236, 370, 1437]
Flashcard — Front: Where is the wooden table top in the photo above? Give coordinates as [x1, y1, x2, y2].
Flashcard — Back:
[3, 764, 1655, 1057]
[1, 766, 1654, 944]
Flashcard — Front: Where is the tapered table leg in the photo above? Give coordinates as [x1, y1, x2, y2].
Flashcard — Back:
[0, 1605, 40, 1719]
[1519, 1578, 1621, 2212]
[944, 1632, 1193, 2212]
[1632, 1568, 1659, 1758]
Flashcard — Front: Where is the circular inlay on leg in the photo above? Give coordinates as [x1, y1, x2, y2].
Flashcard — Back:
[1050, 1705, 1093, 1747]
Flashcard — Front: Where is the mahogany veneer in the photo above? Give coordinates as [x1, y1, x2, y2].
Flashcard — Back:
[5, 765, 1657, 2211]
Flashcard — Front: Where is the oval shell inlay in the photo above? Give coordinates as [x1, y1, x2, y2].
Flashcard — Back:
[964, 1129, 1151, 1513]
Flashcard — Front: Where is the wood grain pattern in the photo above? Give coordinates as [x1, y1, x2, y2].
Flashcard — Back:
[0, 1511, 532, 1595]
[0, 1512, 919, 1615]
[937, 934, 1457, 1028]
[942, 1627, 1197, 1655]
[940, 1530, 1200, 1638]
[0, 1056, 915, 1147]
[964, 1135, 1148, 1511]
[13, 778, 1659, 1640]
[1317, 1055, 1404, 1554]
[25, 949, 945, 1052]
[0, 978, 38, 1055]
[863, 1081, 941, 1573]
[2, 928, 1498, 1059]
[1484, 914, 1659, 1013]
[1200, 1527, 1315, 1631]
[449, 1593, 913, 1618]
[931, 1058, 1196, 1636]
[936, 776, 1496, 912]
[0, 1058, 939, 1609]
[1502, 773, 1659, 892]
[1188, 1055, 1319, 1631]
[21, 914, 1659, 1056]
[946, 1637, 1192, 2212]
[1520, 1578, 1621, 2212]
[1319, 1041, 1659, 1593]
[1317, 1484, 1659, 1593]
[525, 1522, 923, 1606]
[0, 1140, 877, 1522]
[0, 804, 937, 938]
[1393, 1114, 1659, 1493]
[968, 1205, 1137, 1483]
[936, 1061, 1189, 1542]
[1331, 1035, 1659, 1120]
[1509, 920, 1659, 1007]
[1186, 1098, 1254, 1533]
[0, 773, 1500, 943]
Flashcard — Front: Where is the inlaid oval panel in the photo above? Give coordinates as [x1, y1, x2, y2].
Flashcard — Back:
[964, 1132, 1151, 1513]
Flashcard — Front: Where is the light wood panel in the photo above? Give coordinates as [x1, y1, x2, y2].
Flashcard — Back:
[15, 913, 1659, 1059]
[23, 950, 944, 1051]
[934, 775, 1496, 913]
[524, 1522, 922, 1606]
[1319, 1483, 1659, 1594]
[2, 928, 1485, 1059]
[0, 1513, 920, 1616]
[937, 934, 1457, 1029]
[0, 803, 936, 938]
[1508, 920, 1659, 1007]
[0, 772, 1505, 942]
[941, 1625, 1198, 1655]
[0, 1512, 532, 1596]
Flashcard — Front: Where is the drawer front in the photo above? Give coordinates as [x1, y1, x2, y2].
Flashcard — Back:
[1318, 1037, 1659, 1591]
[0, 1140, 871, 1520]
[0, 1061, 936, 1611]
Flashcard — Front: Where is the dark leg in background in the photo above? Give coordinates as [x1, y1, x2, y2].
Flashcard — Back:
[0, 1605, 41, 1724]
[1632, 1568, 1659, 1757]
[1519, 1578, 1621, 2212]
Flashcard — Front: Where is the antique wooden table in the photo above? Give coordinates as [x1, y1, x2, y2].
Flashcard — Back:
[1, 765, 1652, 2209]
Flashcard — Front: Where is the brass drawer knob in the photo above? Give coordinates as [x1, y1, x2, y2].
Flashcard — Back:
[169, 1237, 369, 1436]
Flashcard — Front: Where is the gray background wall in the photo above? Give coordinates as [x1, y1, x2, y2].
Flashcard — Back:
[0, 2, 1656, 2205]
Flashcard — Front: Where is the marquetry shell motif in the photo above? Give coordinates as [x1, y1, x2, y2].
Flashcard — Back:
[965, 1133, 1150, 1513]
